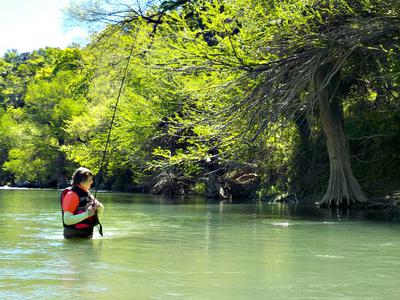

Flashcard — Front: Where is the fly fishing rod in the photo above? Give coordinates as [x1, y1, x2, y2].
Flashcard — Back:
[92, 23, 142, 235]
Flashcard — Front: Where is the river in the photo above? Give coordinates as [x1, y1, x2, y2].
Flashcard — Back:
[0, 189, 400, 299]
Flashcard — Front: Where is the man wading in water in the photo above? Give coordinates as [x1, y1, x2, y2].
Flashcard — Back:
[61, 167, 104, 239]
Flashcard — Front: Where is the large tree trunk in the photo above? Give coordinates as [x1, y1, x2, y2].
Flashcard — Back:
[316, 67, 367, 207]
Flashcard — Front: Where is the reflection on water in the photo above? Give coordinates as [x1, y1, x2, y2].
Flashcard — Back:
[1, 189, 400, 299]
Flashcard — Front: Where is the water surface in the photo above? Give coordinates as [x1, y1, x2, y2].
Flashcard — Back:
[0, 189, 400, 299]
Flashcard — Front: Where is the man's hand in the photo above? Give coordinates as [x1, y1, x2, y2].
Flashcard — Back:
[87, 199, 104, 217]
[93, 199, 100, 209]
[87, 205, 96, 217]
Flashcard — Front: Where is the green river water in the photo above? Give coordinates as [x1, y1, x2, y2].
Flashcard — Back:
[0, 189, 400, 299]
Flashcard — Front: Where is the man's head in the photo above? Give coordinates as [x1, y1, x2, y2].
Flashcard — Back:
[72, 167, 93, 189]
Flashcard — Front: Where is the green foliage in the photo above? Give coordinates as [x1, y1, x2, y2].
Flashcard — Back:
[0, 47, 92, 185]
[0, 0, 399, 201]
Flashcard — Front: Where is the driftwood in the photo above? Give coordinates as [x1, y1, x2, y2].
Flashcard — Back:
[150, 172, 194, 195]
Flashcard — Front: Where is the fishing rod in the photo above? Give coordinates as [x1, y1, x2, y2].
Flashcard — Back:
[93, 8, 171, 198]
[92, 23, 142, 235]
[94, 23, 142, 198]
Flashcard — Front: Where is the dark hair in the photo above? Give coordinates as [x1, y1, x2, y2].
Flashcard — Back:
[71, 167, 93, 185]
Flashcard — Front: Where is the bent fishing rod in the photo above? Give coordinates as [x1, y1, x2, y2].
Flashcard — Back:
[92, 23, 142, 236]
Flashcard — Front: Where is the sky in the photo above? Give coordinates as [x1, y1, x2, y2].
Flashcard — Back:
[0, 0, 88, 56]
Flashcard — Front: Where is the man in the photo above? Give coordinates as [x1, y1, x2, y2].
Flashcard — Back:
[61, 167, 104, 239]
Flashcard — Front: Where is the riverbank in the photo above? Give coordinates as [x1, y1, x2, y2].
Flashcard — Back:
[366, 191, 400, 209]
[2, 185, 400, 213]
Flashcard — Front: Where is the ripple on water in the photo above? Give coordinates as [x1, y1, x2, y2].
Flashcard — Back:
[262, 219, 346, 227]
[28, 231, 64, 241]
[0, 248, 35, 257]
[272, 222, 291, 227]
[316, 254, 346, 259]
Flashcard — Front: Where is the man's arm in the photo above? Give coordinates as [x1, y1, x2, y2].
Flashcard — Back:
[63, 210, 91, 225]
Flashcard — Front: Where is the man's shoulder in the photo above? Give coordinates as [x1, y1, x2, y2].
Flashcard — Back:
[63, 189, 79, 200]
